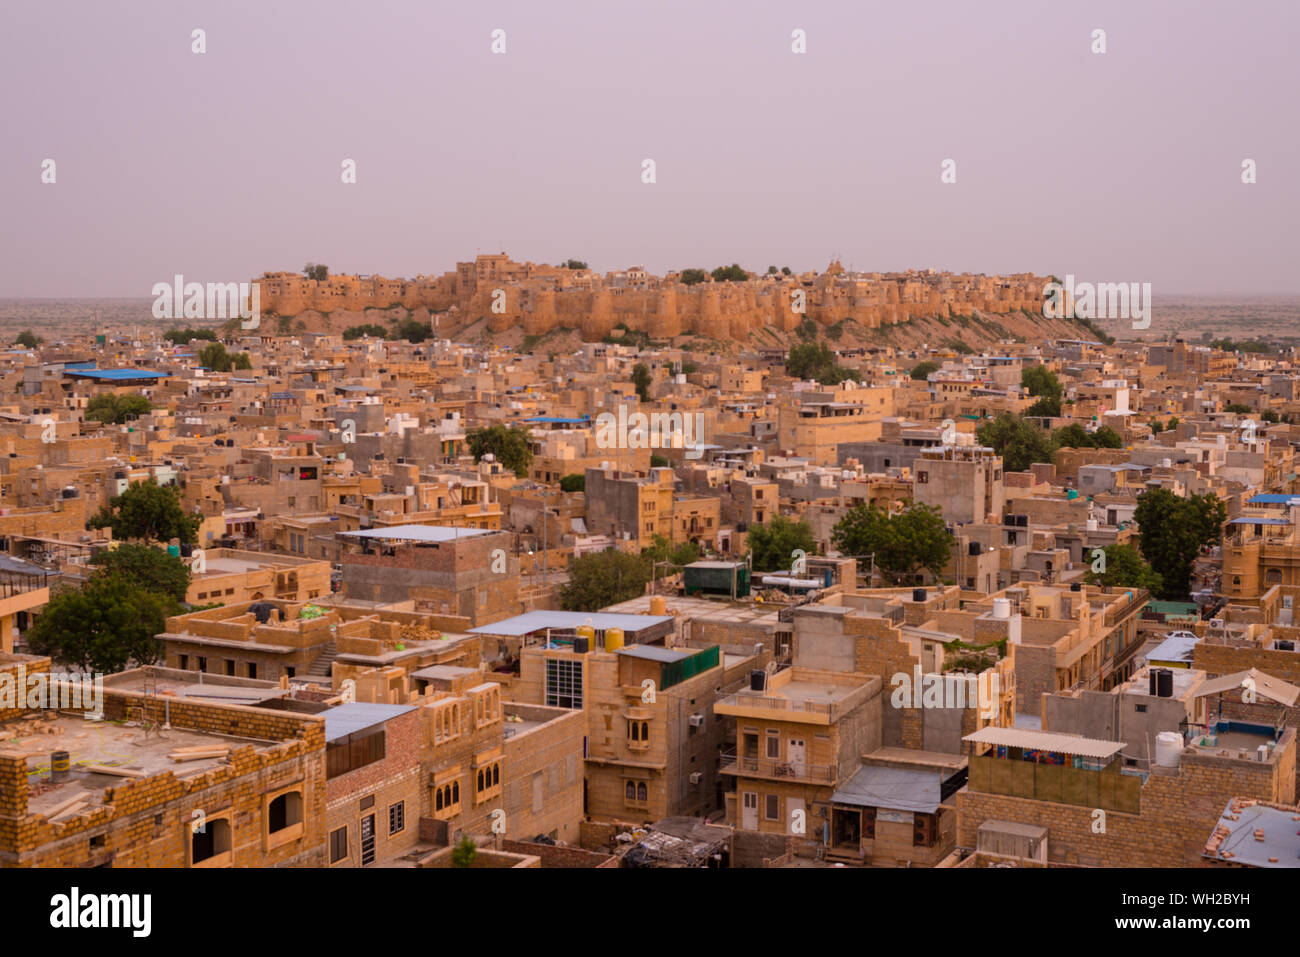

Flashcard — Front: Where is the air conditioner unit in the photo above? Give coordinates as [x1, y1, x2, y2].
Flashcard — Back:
[1210, 619, 1224, 629]
[688, 772, 702, 785]
[688, 713, 705, 728]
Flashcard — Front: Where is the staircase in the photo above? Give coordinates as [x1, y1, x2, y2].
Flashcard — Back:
[307, 640, 337, 679]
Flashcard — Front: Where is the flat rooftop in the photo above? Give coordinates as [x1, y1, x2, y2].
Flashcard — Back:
[2, 713, 278, 818]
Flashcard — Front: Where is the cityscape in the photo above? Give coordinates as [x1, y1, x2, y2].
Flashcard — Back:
[1, 0, 1296, 938]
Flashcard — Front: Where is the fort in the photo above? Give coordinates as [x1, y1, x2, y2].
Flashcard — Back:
[252, 255, 1048, 342]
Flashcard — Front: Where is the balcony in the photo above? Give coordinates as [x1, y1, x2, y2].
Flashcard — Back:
[718, 749, 837, 784]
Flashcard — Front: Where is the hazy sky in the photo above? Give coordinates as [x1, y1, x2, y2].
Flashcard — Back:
[2, 0, 1297, 297]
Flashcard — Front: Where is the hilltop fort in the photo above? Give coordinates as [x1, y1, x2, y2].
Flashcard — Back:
[253, 255, 1049, 342]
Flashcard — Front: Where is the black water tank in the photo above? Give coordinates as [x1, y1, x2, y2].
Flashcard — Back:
[912, 588, 927, 602]
[1070, 581, 1082, 592]
[1017, 515, 1029, 527]
[749, 670, 766, 692]
[1158, 668, 1174, 698]
[968, 542, 982, 556]
[572, 636, 589, 654]
[1148, 669, 1159, 696]
[1003, 513, 1014, 526]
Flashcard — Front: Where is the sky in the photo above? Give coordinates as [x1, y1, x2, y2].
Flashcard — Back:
[1, 0, 1297, 297]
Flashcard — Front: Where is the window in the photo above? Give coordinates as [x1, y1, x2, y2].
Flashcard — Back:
[917, 471, 929, 484]
[191, 817, 231, 867]
[545, 658, 583, 709]
[764, 794, 779, 820]
[329, 826, 348, 864]
[327, 728, 386, 778]
[389, 801, 405, 835]
[765, 731, 780, 759]
[475, 759, 502, 802]
[247, 663, 257, 679]
[1135, 704, 1147, 713]
[433, 780, 461, 817]
[178, 654, 188, 671]
[225, 660, 235, 677]
[268, 791, 303, 834]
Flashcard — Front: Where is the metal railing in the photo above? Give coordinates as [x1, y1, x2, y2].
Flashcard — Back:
[718, 749, 836, 784]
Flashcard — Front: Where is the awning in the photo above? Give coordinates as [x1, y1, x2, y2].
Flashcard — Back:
[963, 727, 1125, 760]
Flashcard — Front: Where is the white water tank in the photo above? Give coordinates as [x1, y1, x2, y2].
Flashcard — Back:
[993, 598, 1011, 619]
[1086, 519, 1098, 531]
[1155, 731, 1182, 768]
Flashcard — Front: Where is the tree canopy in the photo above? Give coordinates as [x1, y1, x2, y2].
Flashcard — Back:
[1084, 544, 1163, 594]
[1133, 488, 1226, 600]
[85, 393, 152, 425]
[560, 549, 651, 611]
[25, 576, 172, 673]
[90, 543, 192, 602]
[832, 503, 953, 585]
[303, 263, 329, 281]
[88, 480, 201, 544]
[631, 363, 652, 402]
[467, 424, 534, 476]
[746, 516, 815, 573]
[977, 414, 1057, 472]
[343, 324, 387, 340]
[910, 361, 939, 381]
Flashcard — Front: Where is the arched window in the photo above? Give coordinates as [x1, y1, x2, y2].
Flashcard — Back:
[492, 763, 500, 786]
[626, 781, 636, 800]
[435, 789, 444, 811]
[477, 769, 485, 790]
[451, 782, 459, 803]
[636, 783, 647, 802]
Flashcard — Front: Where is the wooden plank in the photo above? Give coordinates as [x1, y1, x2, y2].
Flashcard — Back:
[168, 749, 229, 762]
[85, 764, 149, 779]
[42, 790, 90, 819]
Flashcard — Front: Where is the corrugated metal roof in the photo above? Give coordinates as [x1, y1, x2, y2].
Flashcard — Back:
[467, 610, 672, 636]
[324, 702, 414, 742]
[831, 765, 945, 813]
[963, 727, 1125, 759]
[339, 524, 494, 542]
[1193, 669, 1299, 706]
[615, 645, 690, 663]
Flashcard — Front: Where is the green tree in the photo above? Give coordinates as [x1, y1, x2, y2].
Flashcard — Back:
[1224, 403, 1252, 414]
[466, 424, 534, 476]
[910, 361, 939, 381]
[796, 318, 819, 342]
[25, 576, 173, 673]
[1025, 395, 1062, 417]
[1084, 544, 1163, 594]
[832, 503, 953, 585]
[649, 454, 670, 469]
[199, 341, 233, 372]
[562, 259, 589, 270]
[1093, 425, 1123, 448]
[85, 393, 152, 425]
[452, 834, 478, 868]
[786, 341, 836, 379]
[1022, 366, 1063, 401]
[1166, 416, 1180, 432]
[1262, 410, 1280, 424]
[560, 550, 650, 611]
[559, 474, 585, 493]
[977, 414, 1057, 472]
[746, 516, 815, 573]
[14, 330, 41, 349]
[90, 543, 192, 602]
[1133, 488, 1226, 600]
[711, 264, 748, 282]
[1052, 423, 1095, 449]
[343, 324, 387, 340]
[781, 266, 792, 276]
[303, 263, 329, 281]
[679, 269, 709, 286]
[767, 265, 778, 274]
[389, 318, 431, 343]
[163, 328, 216, 345]
[631, 363, 652, 402]
[231, 352, 252, 370]
[641, 534, 701, 571]
[88, 480, 201, 544]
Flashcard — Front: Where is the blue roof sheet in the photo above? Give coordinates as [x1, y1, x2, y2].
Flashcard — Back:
[65, 368, 169, 380]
